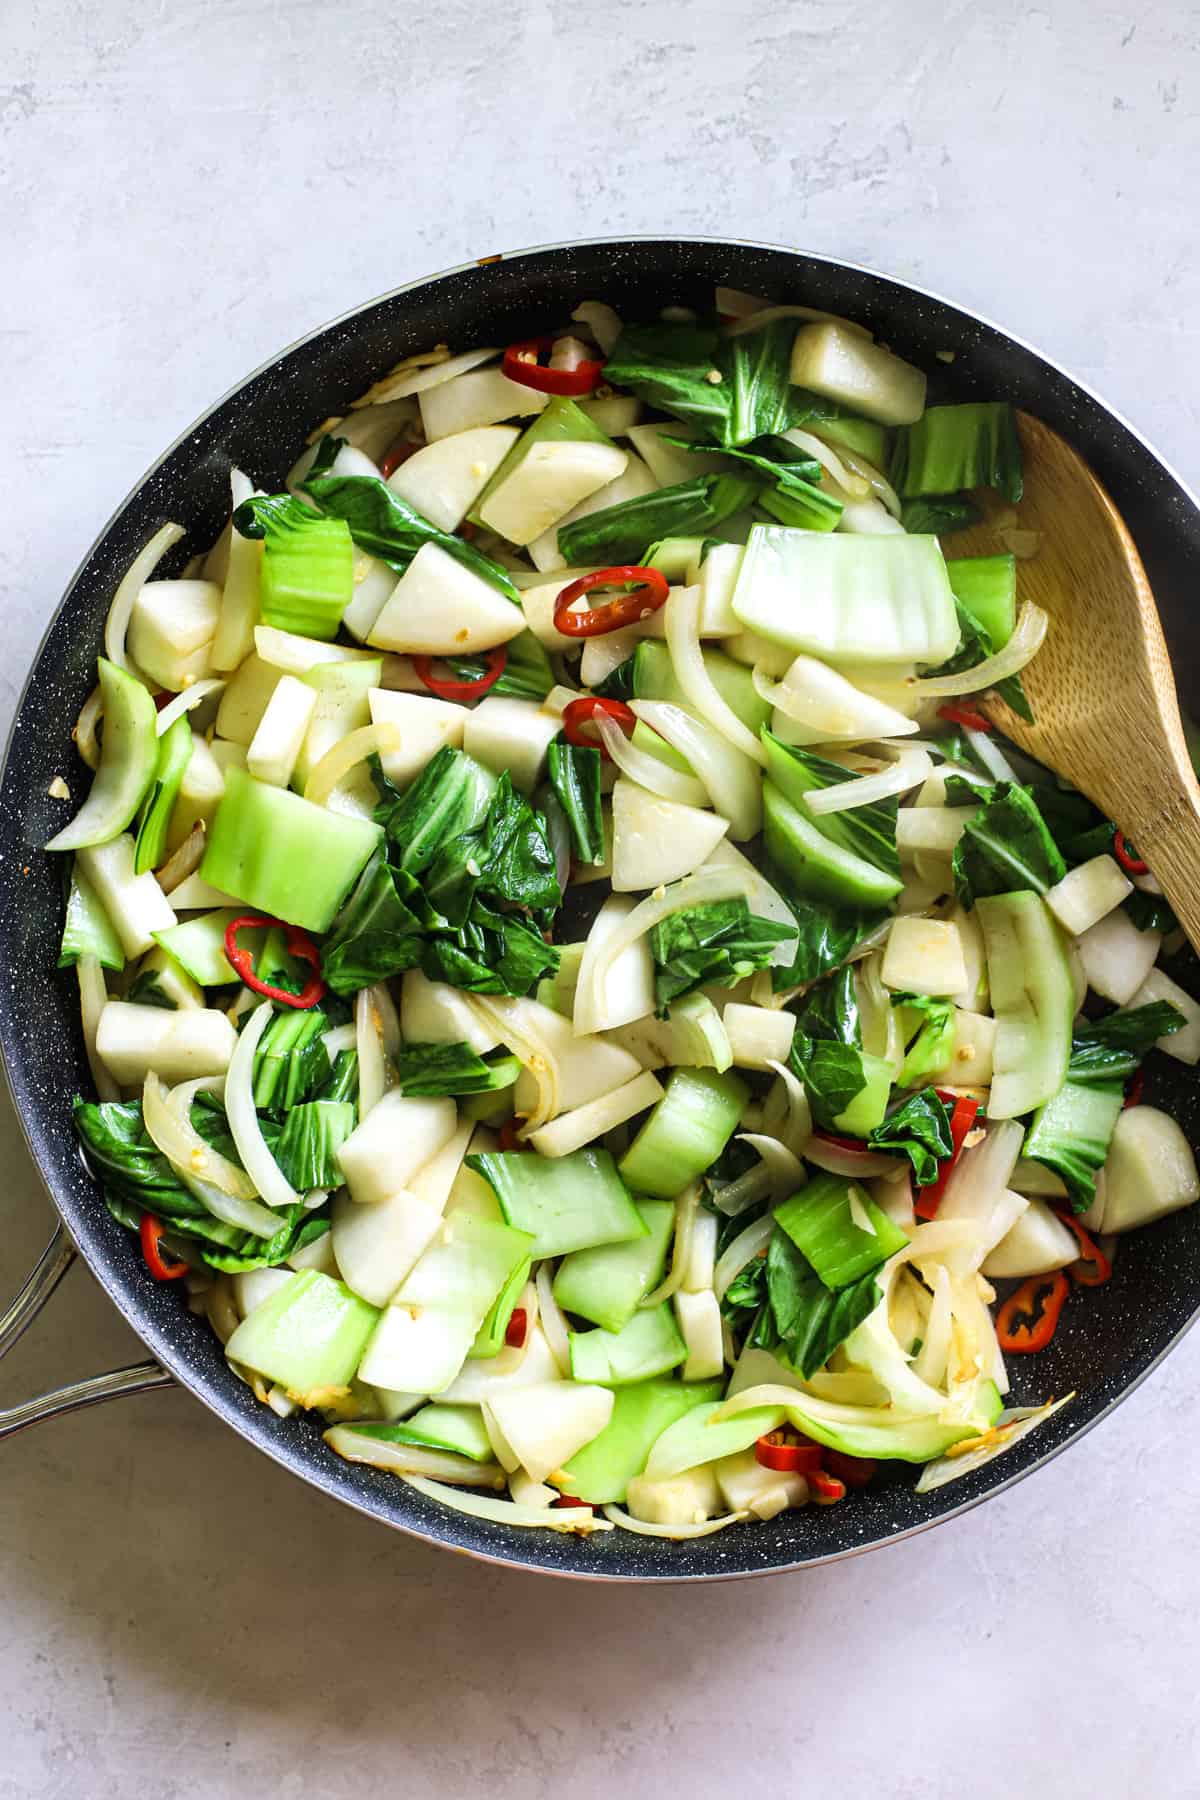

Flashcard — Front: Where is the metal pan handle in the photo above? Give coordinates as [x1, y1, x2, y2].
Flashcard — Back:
[0, 1221, 172, 1439]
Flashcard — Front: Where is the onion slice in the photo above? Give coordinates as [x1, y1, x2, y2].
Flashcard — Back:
[738, 1132, 805, 1195]
[143, 1072, 257, 1200]
[105, 521, 186, 680]
[603, 1504, 748, 1539]
[714, 1211, 774, 1303]
[571, 300, 623, 354]
[355, 988, 386, 1117]
[640, 1182, 700, 1308]
[400, 1473, 612, 1531]
[76, 956, 119, 1101]
[573, 865, 751, 1037]
[155, 822, 206, 896]
[709, 1160, 773, 1219]
[803, 1137, 902, 1180]
[535, 1261, 571, 1375]
[225, 1002, 301, 1213]
[665, 586, 766, 766]
[324, 1429, 506, 1487]
[904, 602, 1048, 701]
[305, 722, 402, 809]
[73, 686, 103, 771]
[154, 677, 225, 737]
[780, 428, 869, 496]
[722, 302, 871, 340]
[631, 701, 761, 840]
[763, 1059, 812, 1156]
[826, 445, 903, 518]
[594, 712, 708, 806]
[803, 745, 933, 815]
[353, 345, 498, 406]
[467, 994, 560, 1133]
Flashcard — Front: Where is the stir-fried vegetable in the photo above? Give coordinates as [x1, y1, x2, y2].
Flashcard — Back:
[51, 284, 1200, 1538]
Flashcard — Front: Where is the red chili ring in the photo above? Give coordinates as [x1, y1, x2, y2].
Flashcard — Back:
[380, 439, 418, 481]
[1124, 1067, 1145, 1110]
[754, 1431, 824, 1475]
[502, 336, 605, 396]
[936, 702, 993, 733]
[412, 646, 508, 703]
[1113, 830, 1149, 876]
[223, 916, 326, 1010]
[140, 1214, 188, 1281]
[553, 566, 670, 639]
[561, 696, 637, 758]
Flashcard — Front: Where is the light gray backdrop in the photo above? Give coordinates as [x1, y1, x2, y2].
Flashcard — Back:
[4, 3, 1199, 1795]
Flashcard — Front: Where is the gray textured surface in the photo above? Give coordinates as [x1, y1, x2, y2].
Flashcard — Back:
[3, 2, 1200, 1795]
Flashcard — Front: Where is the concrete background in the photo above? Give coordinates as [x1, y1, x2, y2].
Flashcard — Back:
[4, 2, 1200, 1793]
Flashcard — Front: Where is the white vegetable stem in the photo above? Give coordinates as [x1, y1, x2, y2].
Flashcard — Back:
[225, 1002, 301, 1214]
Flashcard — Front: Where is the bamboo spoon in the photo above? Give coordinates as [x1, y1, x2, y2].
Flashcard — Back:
[947, 411, 1200, 948]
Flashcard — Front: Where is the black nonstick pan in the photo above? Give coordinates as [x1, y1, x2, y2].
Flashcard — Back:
[3, 237, 1199, 1581]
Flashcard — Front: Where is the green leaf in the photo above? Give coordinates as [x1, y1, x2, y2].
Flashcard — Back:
[556, 472, 759, 566]
[867, 1088, 952, 1185]
[252, 1007, 331, 1111]
[442, 629, 553, 701]
[231, 492, 355, 640]
[765, 871, 887, 992]
[373, 745, 497, 872]
[788, 968, 867, 1131]
[394, 1041, 522, 1097]
[718, 320, 812, 446]
[274, 1100, 357, 1189]
[893, 992, 956, 1087]
[762, 736, 901, 881]
[649, 897, 796, 1008]
[1067, 1002, 1185, 1085]
[794, 965, 861, 1048]
[950, 781, 1067, 907]
[320, 851, 432, 993]
[774, 1175, 909, 1288]
[926, 602, 1032, 724]
[764, 1232, 881, 1378]
[546, 738, 605, 867]
[126, 969, 177, 1010]
[301, 465, 519, 600]
[1124, 888, 1178, 934]
[891, 403, 1023, 504]
[600, 320, 733, 440]
[899, 495, 983, 535]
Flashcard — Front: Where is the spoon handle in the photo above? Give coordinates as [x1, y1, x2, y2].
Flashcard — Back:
[1124, 788, 1200, 953]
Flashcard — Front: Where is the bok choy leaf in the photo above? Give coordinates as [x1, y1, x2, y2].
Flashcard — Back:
[556, 473, 759, 566]
[546, 738, 605, 867]
[1067, 1002, 1185, 1085]
[394, 1041, 522, 1097]
[649, 898, 796, 1008]
[946, 778, 1066, 907]
[866, 1088, 952, 1184]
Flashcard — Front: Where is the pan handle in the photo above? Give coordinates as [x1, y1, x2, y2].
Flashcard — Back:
[0, 1221, 173, 1439]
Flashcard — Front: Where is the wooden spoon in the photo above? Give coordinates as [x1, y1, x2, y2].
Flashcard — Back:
[947, 411, 1200, 947]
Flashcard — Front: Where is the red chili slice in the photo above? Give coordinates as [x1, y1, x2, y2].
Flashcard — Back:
[823, 1450, 877, 1489]
[812, 1131, 871, 1154]
[996, 1269, 1070, 1353]
[754, 1430, 825, 1475]
[552, 566, 670, 639]
[915, 1093, 980, 1220]
[1054, 1210, 1112, 1288]
[379, 439, 418, 480]
[937, 702, 993, 733]
[808, 1469, 848, 1504]
[412, 646, 507, 703]
[562, 697, 636, 758]
[497, 1117, 531, 1153]
[550, 1494, 591, 1508]
[502, 336, 605, 396]
[140, 1214, 188, 1281]
[223, 916, 326, 1010]
[504, 1307, 528, 1349]
[1112, 830, 1149, 876]
[1124, 1068, 1145, 1110]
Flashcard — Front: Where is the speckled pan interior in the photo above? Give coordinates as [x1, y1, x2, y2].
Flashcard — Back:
[4, 237, 1200, 1582]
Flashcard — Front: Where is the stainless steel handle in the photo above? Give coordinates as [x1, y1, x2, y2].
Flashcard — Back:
[0, 1219, 173, 1438]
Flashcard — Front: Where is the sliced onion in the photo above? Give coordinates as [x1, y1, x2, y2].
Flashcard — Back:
[640, 1182, 700, 1308]
[400, 1473, 613, 1531]
[714, 1212, 774, 1302]
[914, 1393, 1075, 1493]
[325, 1428, 506, 1486]
[804, 1137, 902, 1180]
[205, 1275, 240, 1344]
[73, 685, 103, 771]
[306, 722, 402, 809]
[738, 1132, 805, 1196]
[723, 303, 871, 340]
[964, 722, 1018, 783]
[573, 864, 750, 1037]
[155, 822, 206, 895]
[353, 345, 498, 406]
[803, 745, 933, 815]
[905, 602, 1048, 701]
[665, 585, 766, 765]
[710, 1160, 774, 1218]
[185, 1169, 289, 1239]
[105, 521, 186, 680]
[704, 841, 798, 972]
[468, 994, 560, 1132]
[77, 956, 119, 1101]
[154, 677, 225, 737]
[603, 1504, 748, 1539]
[143, 1071, 257, 1200]
[914, 1263, 953, 1388]
[226, 1002, 301, 1212]
[355, 987, 386, 1117]
[322, 1021, 357, 1059]
[535, 1261, 571, 1374]
[541, 684, 585, 720]
[764, 1059, 812, 1156]
[631, 700, 761, 840]
[571, 300, 623, 354]
[595, 712, 709, 807]
[780, 428, 869, 497]
[827, 445, 902, 518]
